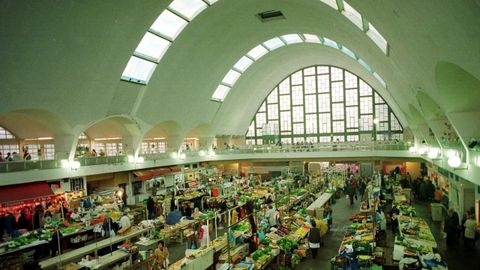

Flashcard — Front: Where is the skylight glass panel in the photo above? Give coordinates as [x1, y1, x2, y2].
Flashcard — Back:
[211, 85, 231, 101]
[323, 37, 338, 49]
[234, 56, 254, 72]
[358, 58, 372, 73]
[340, 45, 356, 59]
[150, 10, 188, 40]
[263, 37, 285, 50]
[169, 0, 208, 21]
[134, 32, 171, 62]
[366, 23, 388, 55]
[247, 45, 269, 60]
[222, 69, 241, 86]
[204, 0, 218, 4]
[341, 1, 363, 30]
[373, 72, 386, 87]
[320, 0, 339, 10]
[303, 34, 321, 43]
[121, 56, 157, 84]
[281, 34, 303, 44]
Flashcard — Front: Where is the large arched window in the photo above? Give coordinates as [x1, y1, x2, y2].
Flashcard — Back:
[246, 66, 403, 145]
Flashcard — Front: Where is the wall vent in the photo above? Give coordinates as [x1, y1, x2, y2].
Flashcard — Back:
[257, 10, 285, 22]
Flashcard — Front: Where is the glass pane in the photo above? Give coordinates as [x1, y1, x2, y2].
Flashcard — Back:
[305, 95, 317, 113]
[304, 76, 316, 94]
[305, 114, 318, 133]
[317, 74, 330, 93]
[267, 88, 278, 103]
[279, 95, 291, 110]
[318, 94, 331, 112]
[267, 104, 278, 120]
[292, 86, 303, 105]
[292, 106, 304, 122]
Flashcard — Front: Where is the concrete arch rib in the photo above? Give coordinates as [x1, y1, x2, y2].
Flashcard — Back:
[79, 115, 143, 157]
[408, 105, 439, 147]
[416, 91, 460, 146]
[185, 123, 215, 150]
[435, 61, 480, 142]
[142, 120, 184, 153]
[0, 110, 75, 159]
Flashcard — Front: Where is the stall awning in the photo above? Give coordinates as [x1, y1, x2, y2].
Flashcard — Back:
[133, 166, 182, 181]
[0, 181, 55, 204]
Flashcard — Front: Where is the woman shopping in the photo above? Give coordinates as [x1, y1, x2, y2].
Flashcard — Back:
[308, 221, 321, 259]
[154, 241, 170, 269]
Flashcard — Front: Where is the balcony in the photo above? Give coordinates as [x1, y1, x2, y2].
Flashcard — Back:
[0, 141, 408, 174]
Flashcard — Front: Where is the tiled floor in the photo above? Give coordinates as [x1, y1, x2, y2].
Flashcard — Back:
[296, 195, 359, 270]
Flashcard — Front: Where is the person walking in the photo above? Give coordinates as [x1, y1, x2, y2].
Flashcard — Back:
[154, 241, 169, 269]
[464, 212, 477, 249]
[308, 221, 321, 259]
[147, 196, 156, 220]
[444, 208, 459, 247]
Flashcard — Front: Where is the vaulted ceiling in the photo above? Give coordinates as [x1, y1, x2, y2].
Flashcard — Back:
[1, 0, 479, 147]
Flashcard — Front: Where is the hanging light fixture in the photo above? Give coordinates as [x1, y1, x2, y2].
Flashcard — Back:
[447, 155, 462, 168]
[409, 146, 417, 153]
[428, 148, 440, 159]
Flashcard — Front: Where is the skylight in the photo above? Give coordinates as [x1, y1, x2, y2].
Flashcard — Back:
[281, 34, 303, 44]
[341, 1, 363, 30]
[211, 85, 231, 102]
[263, 37, 285, 50]
[340, 45, 356, 59]
[234, 56, 254, 72]
[320, 0, 339, 10]
[358, 58, 372, 73]
[247, 45, 269, 60]
[303, 34, 321, 44]
[373, 72, 386, 88]
[168, 0, 208, 21]
[323, 37, 338, 49]
[204, 0, 218, 4]
[366, 23, 388, 55]
[121, 56, 157, 84]
[150, 10, 188, 41]
[222, 69, 241, 86]
[134, 32, 171, 63]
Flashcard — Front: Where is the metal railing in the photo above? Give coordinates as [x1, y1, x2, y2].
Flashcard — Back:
[0, 141, 408, 174]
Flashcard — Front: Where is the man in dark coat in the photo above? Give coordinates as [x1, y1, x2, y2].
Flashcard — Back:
[147, 196, 155, 219]
[444, 208, 459, 247]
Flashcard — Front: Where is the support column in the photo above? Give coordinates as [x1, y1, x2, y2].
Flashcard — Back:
[123, 135, 143, 157]
[199, 136, 214, 150]
[166, 135, 185, 153]
[54, 134, 77, 160]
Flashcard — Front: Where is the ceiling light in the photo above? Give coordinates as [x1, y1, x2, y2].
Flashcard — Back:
[445, 149, 457, 158]
[179, 153, 186, 160]
[199, 150, 206, 156]
[428, 148, 440, 159]
[448, 155, 461, 168]
[170, 152, 178, 159]
[408, 146, 417, 153]
[475, 156, 480, 167]
[417, 146, 427, 155]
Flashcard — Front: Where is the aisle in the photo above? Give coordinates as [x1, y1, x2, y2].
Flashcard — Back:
[296, 194, 359, 269]
[413, 201, 480, 270]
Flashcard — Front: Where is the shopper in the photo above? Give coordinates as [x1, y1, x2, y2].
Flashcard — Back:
[50, 228, 62, 257]
[154, 240, 169, 269]
[119, 210, 131, 230]
[4, 212, 16, 237]
[444, 208, 459, 247]
[184, 202, 192, 218]
[17, 211, 31, 231]
[198, 220, 209, 247]
[390, 207, 400, 234]
[147, 196, 155, 219]
[308, 221, 321, 259]
[464, 212, 477, 249]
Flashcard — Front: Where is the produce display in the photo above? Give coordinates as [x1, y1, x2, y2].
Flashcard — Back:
[7, 229, 53, 249]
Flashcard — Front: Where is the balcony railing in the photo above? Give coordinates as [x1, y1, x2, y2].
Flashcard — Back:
[0, 141, 407, 174]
